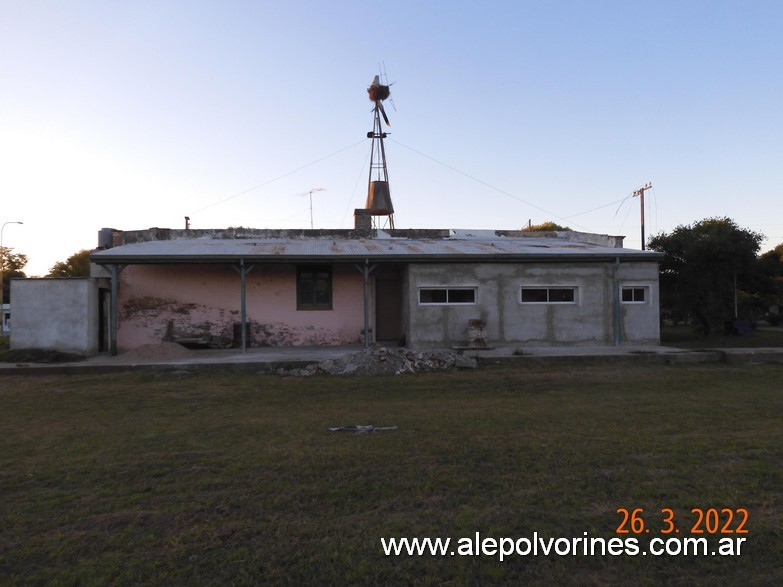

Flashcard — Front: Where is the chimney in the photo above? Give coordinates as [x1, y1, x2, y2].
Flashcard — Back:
[354, 208, 373, 231]
[97, 228, 122, 249]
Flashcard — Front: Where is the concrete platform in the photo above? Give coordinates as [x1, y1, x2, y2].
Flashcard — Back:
[0, 345, 363, 375]
[3, 343, 782, 376]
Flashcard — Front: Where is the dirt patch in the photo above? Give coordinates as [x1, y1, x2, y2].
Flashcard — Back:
[279, 347, 477, 376]
[119, 342, 193, 362]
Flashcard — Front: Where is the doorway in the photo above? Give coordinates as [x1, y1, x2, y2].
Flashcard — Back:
[375, 267, 403, 344]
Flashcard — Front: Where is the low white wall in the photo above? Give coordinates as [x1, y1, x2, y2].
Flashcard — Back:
[10, 278, 99, 355]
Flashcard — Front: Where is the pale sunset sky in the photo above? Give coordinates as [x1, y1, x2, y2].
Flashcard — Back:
[1, 0, 781, 275]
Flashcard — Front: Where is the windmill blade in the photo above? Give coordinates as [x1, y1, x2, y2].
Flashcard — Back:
[379, 63, 397, 110]
[379, 102, 390, 126]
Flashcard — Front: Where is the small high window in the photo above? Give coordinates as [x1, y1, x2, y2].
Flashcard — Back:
[621, 287, 647, 303]
[297, 265, 332, 310]
[520, 287, 577, 304]
[418, 287, 477, 305]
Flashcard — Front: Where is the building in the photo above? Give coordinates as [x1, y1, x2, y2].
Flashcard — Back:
[71, 216, 661, 355]
[1, 302, 10, 335]
[11, 218, 661, 354]
[11, 221, 662, 355]
[11, 220, 663, 355]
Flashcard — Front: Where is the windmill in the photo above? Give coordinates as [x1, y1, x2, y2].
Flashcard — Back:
[365, 74, 395, 229]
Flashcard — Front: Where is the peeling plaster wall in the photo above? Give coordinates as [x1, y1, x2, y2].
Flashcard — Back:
[406, 262, 660, 348]
[117, 264, 365, 350]
[113, 259, 659, 351]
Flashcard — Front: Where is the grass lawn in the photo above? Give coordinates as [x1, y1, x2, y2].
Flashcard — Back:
[1, 362, 781, 585]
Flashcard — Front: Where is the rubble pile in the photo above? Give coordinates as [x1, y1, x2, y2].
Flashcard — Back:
[279, 347, 477, 376]
[120, 342, 193, 361]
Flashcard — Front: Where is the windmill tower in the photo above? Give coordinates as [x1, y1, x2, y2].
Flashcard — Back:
[365, 75, 395, 229]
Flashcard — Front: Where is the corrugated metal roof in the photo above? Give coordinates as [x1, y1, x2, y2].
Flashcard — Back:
[91, 233, 663, 264]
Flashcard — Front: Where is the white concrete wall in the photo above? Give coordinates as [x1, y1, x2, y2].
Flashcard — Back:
[617, 261, 661, 344]
[10, 278, 100, 354]
[405, 261, 660, 348]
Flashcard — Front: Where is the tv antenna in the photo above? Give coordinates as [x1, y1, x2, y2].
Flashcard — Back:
[294, 187, 326, 229]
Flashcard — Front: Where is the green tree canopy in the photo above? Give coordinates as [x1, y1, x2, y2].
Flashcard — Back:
[48, 249, 93, 278]
[0, 246, 27, 274]
[754, 243, 783, 315]
[648, 217, 763, 334]
[522, 221, 571, 232]
[1, 246, 28, 304]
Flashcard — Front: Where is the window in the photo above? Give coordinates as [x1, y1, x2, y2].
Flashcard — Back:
[621, 287, 647, 303]
[297, 265, 332, 310]
[520, 287, 577, 304]
[418, 287, 477, 305]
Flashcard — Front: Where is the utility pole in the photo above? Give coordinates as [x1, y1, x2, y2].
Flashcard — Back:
[632, 182, 652, 250]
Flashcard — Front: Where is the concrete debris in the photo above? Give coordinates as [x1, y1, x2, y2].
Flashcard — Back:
[278, 347, 477, 377]
[120, 342, 193, 361]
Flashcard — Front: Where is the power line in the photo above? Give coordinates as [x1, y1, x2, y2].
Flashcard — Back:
[339, 143, 373, 228]
[564, 195, 633, 219]
[389, 138, 588, 230]
[390, 138, 649, 235]
[193, 139, 366, 214]
[651, 186, 658, 237]
[615, 194, 636, 236]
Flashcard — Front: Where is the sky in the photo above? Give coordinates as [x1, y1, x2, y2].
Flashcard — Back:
[2, 0, 782, 276]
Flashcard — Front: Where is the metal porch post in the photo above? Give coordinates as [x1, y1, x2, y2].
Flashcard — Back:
[110, 264, 119, 356]
[234, 259, 255, 353]
[240, 259, 247, 352]
[355, 259, 376, 350]
[613, 257, 621, 346]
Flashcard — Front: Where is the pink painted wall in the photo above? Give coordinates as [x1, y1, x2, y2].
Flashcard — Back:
[117, 263, 367, 350]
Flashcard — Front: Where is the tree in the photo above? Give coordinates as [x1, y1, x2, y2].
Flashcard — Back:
[754, 243, 783, 323]
[648, 217, 763, 334]
[522, 221, 571, 231]
[1, 246, 28, 304]
[48, 249, 93, 278]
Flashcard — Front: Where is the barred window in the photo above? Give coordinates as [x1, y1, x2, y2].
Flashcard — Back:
[297, 265, 332, 310]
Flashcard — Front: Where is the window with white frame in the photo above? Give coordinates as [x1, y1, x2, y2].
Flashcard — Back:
[520, 287, 577, 304]
[418, 287, 477, 305]
[621, 286, 647, 303]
